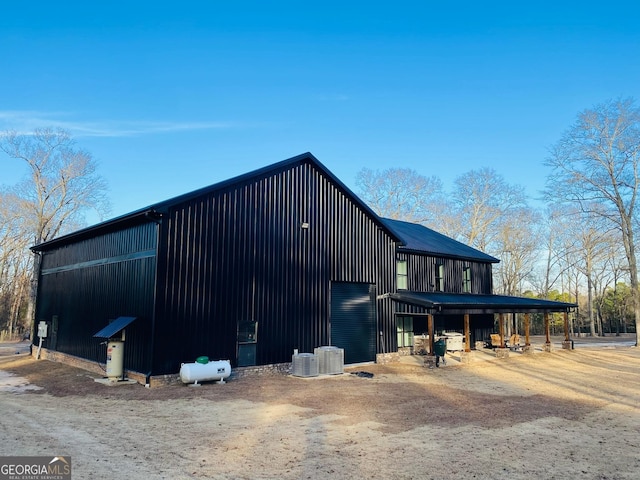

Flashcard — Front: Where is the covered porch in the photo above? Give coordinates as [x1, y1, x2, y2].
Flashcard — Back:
[385, 292, 578, 363]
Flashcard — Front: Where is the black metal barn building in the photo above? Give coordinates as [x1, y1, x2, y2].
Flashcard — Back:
[33, 153, 400, 375]
[31, 153, 575, 378]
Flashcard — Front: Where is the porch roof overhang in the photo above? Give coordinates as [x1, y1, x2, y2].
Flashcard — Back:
[383, 291, 577, 315]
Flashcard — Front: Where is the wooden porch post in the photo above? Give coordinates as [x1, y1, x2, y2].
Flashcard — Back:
[562, 311, 573, 350]
[427, 314, 434, 356]
[464, 313, 471, 352]
[544, 312, 552, 352]
[495, 313, 509, 358]
[521, 312, 534, 354]
[423, 313, 438, 368]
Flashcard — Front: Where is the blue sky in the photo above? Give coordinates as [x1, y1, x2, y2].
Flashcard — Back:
[2, 1, 639, 222]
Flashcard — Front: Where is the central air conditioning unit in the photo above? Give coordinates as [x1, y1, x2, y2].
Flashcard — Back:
[314, 346, 344, 375]
[291, 353, 319, 377]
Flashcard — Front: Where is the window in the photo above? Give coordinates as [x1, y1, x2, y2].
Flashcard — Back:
[396, 316, 414, 347]
[237, 320, 258, 343]
[435, 263, 444, 291]
[397, 260, 408, 290]
[463, 266, 472, 293]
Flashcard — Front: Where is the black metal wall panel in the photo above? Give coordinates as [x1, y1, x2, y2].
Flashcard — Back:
[376, 228, 397, 357]
[393, 252, 495, 343]
[35, 222, 157, 372]
[153, 160, 398, 373]
[399, 252, 493, 294]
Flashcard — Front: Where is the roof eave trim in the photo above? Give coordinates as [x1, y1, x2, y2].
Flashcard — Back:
[396, 246, 500, 263]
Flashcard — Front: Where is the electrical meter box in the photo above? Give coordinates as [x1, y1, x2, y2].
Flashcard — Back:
[38, 321, 48, 338]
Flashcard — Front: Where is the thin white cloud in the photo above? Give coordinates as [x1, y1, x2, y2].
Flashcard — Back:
[0, 110, 236, 137]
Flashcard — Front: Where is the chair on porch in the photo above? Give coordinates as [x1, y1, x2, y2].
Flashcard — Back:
[488, 334, 502, 349]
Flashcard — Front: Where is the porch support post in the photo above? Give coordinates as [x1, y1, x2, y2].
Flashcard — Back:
[428, 314, 434, 354]
[522, 313, 534, 354]
[496, 313, 509, 358]
[424, 314, 437, 368]
[562, 311, 573, 350]
[463, 313, 471, 352]
[543, 312, 552, 352]
[460, 313, 473, 364]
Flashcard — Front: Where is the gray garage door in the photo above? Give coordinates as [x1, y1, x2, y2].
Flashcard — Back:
[330, 282, 377, 364]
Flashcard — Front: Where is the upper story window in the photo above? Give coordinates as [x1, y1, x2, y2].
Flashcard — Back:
[435, 263, 444, 291]
[397, 260, 408, 290]
[463, 266, 472, 293]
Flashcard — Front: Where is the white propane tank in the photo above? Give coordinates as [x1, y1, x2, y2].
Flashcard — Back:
[180, 360, 231, 385]
[106, 341, 124, 380]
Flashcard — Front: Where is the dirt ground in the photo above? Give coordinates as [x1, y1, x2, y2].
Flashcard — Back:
[1, 336, 639, 480]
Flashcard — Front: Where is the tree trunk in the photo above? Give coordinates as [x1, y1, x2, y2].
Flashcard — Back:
[26, 252, 41, 337]
[587, 273, 595, 336]
[8, 278, 26, 339]
[623, 223, 640, 347]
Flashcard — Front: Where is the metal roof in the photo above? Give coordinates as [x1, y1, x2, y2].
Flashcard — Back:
[32, 153, 402, 252]
[381, 218, 499, 263]
[385, 291, 576, 314]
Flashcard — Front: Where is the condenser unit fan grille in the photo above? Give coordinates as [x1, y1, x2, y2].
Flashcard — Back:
[314, 346, 344, 375]
[291, 353, 319, 377]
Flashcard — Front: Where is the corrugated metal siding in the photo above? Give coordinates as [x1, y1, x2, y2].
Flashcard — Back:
[35, 222, 157, 372]
[153, 161, 397, 373]
[393, 252, 495, 336]
[377, 228, 397, 355]
[39, 224, 157, 268]
[399, 253, 493, 294]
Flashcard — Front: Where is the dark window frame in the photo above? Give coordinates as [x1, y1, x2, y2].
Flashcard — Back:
[435, 263, 444, 291]
[397, 260, 408, 290]
[463, 266, 472, 293]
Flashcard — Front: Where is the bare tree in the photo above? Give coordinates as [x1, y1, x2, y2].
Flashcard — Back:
[0, 128, 110, 333]
[0, 190, 31, 338]
[493, 206, 542, 296]
[591, 235, 624, 336]
[532, 207, 572, 298]
[449, 167, 527, 253]
[355, 167, 444, 224]
[544, 98, 640, 345]
[567, 209, 614, 336]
